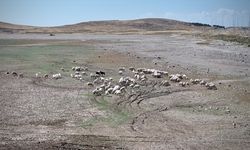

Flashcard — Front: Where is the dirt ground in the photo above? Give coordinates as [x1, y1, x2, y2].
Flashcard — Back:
[0, 33, 250, 150]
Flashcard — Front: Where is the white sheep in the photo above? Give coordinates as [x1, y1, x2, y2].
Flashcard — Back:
[52, 73, 62, 79]
[161, 71, 169, 76]
[105, 82, 112, 89]
[112, 85, 120, 94]
[134, 74, 140, 80]
[35, 72, 41, 78]
[133, 84, 140, 89]
[205, 82, 217, 90]
[170, 75, 181, 82]
[200, 80, 207, 85]
[114, 90, 122, 95]
[182, 74, 188, 79]
[119, 67, 126, 72]
[92, 87, 104, 96]
[90, 73, 99, 79]
[152, 71, 162, 78]
[74, 74, 82, 80]
[118, 70, 123, 75]
[179, 82, 189, 87]
[75, 71, 80, 75]
[190, 79, 201, 84]
[142, 69, 154, 74]
[105, 88, 113, 95]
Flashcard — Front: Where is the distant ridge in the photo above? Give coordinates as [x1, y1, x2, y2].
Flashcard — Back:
[0, 18, 233, 34]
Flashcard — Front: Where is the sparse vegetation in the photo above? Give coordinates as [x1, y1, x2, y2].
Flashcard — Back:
[83, 94, 132, 128]
[213, 34, 250, 46]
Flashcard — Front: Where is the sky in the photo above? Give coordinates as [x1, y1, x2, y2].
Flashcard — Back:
[0, 0, 250, 27]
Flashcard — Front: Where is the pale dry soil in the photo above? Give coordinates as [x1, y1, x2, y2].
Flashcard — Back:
[0, 33, 249, 150]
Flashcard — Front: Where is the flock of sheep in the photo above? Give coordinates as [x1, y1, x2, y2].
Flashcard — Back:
[6, 65, 217, 96]
[32, 65, 217, 96]
[88, 67, 217, 96]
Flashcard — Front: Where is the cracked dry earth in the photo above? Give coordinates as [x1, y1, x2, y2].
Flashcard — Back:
[0, 33, 250, 150]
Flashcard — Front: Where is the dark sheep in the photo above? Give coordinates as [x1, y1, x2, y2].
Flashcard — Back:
[96, 71, 105, 76]
[11, 72, 18, 76]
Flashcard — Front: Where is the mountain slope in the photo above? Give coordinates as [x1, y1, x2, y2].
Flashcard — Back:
[0, 18, 215, 34]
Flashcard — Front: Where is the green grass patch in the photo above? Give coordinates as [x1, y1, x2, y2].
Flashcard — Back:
[82, 94, 132, 128]
[212, 34, 250, 46]
[0, 41, 96, 74]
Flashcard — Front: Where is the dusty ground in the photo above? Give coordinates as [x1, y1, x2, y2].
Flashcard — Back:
[0, 33, 250, 150]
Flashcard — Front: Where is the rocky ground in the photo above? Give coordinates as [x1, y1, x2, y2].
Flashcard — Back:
[0, 33, 249, 150]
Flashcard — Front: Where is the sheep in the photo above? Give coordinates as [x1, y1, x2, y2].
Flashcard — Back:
[52, 73, 62, 79]
[96, 71, 105, 76]
[118, 70, 123, 75]
[35, 72, 41, 78]
[90, 73, 99, 79]
[134, 74, 140, 80]
[152, 71, 162, 78]
[112, 85, 120, 94]
[120, 86, 126, 91]
[99, 84, 106, 89]
[129, 67, 135, 71]
[44, 74, 49, 78]
[170, 75, 181, 82]
[86, 82, 94, 86]
[110, 85, 125, 95]
[72, 66, 88, 71]
[140, 75, 147, 81]
[74, 67, 82, 71]
[182, 74, 188, 79]
[119, 67, 126, 72]
[160, 80, 170, 86]
[137, 68, 146, 72]
[81, 72, 87, 76]
[114, 90, 122, 95]
[133, 84, 140, 89]
[119, 77, 136, 86]
[179, 82, 189, 87]
[12, 72, 18, 76]
[199, 80, 207, 85]
[74, 74, 82, 80]
[205, 82, 217, 90]
[190, 79, 201, 84]
[92, 87, 104, 96]
[18, 73, 24, 78]
[105, 88, 113, 95]
[143, 69, 154, 74]
[105, 82, 112, 89]
[159, 71, 168, 76]
[75, 71, 80, 75]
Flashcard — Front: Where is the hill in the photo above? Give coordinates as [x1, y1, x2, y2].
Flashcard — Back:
[0, 18, 214, 34]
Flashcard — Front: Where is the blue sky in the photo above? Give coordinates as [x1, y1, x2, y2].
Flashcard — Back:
[0, 0, 249, 27]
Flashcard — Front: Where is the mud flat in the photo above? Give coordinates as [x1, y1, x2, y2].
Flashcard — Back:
[0, 33, 249, 149]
